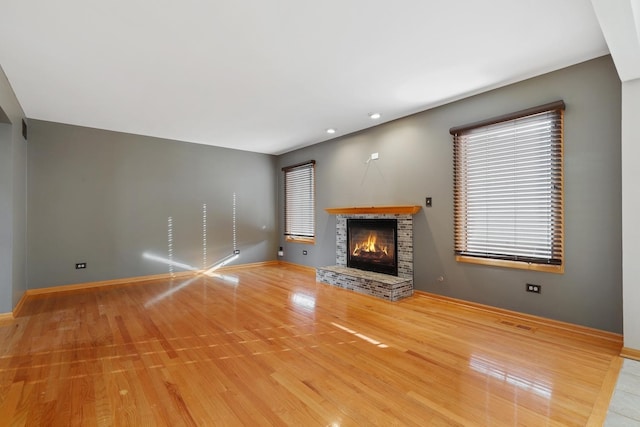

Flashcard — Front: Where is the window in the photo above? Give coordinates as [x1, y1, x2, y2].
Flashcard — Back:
[450, 101, 564, 273]
[283, 160, 315, 243]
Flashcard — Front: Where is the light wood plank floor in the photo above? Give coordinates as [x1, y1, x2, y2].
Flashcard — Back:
[0, 263, 623, 426]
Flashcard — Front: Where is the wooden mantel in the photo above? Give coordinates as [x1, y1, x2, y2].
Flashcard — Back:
[325, 205, 421, 215]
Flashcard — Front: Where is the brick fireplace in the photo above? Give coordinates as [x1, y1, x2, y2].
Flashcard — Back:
[317, 206, 420, 301]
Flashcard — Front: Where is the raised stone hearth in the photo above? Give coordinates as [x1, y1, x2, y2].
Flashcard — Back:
[316, 265, 412, 302]
[317, 206, 420, 302]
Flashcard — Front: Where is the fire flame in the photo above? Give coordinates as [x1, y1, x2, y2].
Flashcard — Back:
[352, 233, 388, 256]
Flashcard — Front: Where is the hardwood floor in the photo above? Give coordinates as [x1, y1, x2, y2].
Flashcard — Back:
[0, 263, 622, 426]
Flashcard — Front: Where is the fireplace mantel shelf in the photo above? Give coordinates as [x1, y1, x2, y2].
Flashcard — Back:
[325, 205, 421, 215]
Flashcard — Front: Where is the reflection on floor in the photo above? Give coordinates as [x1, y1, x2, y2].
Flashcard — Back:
[0, 264, 627, 425]
[606, 358, 640, 426]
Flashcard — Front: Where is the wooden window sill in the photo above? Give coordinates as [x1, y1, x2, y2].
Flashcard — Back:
[456, 255, 564, 274]
[286, 236, 315, 245]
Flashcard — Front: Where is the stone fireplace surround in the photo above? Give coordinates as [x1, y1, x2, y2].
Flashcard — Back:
[316, 206, 420, 302]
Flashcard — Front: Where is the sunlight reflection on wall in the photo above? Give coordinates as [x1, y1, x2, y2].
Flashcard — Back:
[142, 194, 245, 306]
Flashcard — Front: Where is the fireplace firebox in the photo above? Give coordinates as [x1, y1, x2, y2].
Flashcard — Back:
[346, 218, 398, 276]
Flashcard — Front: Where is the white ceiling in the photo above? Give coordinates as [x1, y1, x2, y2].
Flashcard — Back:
[0, 1, 611, 155]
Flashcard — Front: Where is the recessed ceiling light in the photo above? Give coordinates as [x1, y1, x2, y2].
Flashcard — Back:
[326, 128, 336, 134]
[369, 112, 381, 120]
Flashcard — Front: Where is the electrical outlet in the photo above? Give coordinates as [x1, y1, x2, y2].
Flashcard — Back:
[75, 262, 87, 269]
[526, 283, 541, 293]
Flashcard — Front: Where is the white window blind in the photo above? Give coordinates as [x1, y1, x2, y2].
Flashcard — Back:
[283, 161, 315, 241]
[451, 101, 564, 268]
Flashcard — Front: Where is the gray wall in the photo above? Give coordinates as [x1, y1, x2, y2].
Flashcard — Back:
[0, 66, 27, 313]
[27, 121, 278, 289]
[277, 56, 623, 333]
[0, 122, 13, 311]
